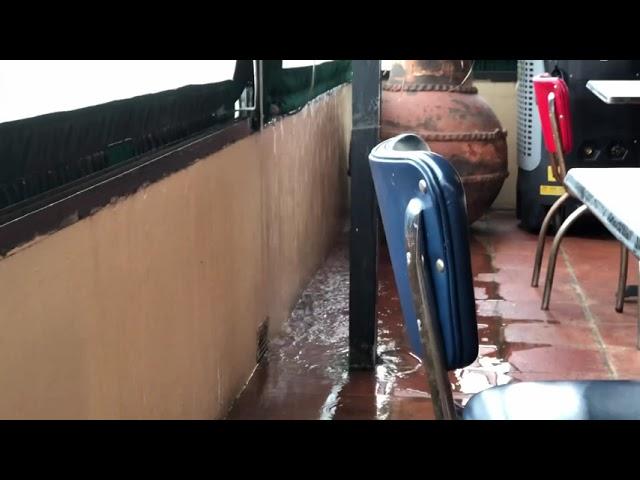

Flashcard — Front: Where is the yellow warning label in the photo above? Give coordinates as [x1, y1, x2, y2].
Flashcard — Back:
[547, 166, 558, 182]
[540, 185, 566, 196]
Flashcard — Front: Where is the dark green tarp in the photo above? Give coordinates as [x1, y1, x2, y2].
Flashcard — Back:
[0, 68, 250, 210]
[474, 60, 517, 72]
[0, 60, 352, 211]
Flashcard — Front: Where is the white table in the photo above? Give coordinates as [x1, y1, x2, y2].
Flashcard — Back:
[586, 80, 640, 104]
[565, 169, 640, 257]
[565, 168, 640, 346]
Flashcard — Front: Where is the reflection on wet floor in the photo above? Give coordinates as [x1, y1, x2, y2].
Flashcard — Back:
[226, 210, 639, 420]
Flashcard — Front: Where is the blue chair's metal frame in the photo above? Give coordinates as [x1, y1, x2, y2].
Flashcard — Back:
[403, 196, 456, 419]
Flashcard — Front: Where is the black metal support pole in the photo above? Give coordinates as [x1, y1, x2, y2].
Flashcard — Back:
[349, 60, 381, 370]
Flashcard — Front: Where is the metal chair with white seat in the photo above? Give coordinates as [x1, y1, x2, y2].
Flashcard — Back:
[530, 73, 630, 313]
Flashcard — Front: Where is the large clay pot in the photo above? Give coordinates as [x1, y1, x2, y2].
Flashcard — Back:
[381, 60, 509, 224]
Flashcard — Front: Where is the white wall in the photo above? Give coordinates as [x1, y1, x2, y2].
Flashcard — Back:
[0, 84, 352, 419]
[475, 80, 518, 210]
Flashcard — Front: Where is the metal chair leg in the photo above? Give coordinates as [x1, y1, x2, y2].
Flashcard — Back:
[532, 192, 570, 287]
[615, 244, 629, 313]
[404, 198, 456, 420]
[541, 204, 589, 310]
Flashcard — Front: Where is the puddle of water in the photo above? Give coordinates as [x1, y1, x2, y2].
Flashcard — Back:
[231, 214, 556, 420]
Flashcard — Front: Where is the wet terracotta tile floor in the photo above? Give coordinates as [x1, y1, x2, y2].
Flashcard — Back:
[226, 210, 639, 420]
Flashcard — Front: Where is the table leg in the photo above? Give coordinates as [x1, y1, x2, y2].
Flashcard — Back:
[616, 244, 629, 312]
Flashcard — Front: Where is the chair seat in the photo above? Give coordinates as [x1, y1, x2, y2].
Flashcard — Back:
[463, 381, 640, 420]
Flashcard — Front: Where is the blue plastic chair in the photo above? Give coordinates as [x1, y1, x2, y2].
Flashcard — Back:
[369, 133, 640, 420]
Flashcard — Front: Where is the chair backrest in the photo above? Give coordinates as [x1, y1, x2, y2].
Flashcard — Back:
[369, 133, 478, 370]
[370, 133, 479, 418]
[533, 74, 573, 179]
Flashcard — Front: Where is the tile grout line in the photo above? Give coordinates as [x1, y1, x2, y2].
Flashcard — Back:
[560, 246, 617, 379]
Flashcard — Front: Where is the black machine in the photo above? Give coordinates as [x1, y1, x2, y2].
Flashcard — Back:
[516, 60, 640, 232]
